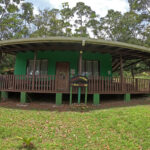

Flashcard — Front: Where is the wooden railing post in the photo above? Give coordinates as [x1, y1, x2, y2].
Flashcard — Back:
[120, 55, 124, 92]
[135, 78, 138, 92]
[149, 80, 150, 92]
[32, 51, 37, 90]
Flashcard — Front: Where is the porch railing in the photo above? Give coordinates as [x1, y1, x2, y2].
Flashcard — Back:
[0, 75, 56, 93]
[0, 75, 150, 94]
[87, 76, 150, 94]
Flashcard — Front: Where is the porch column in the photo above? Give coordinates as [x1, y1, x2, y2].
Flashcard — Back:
[78, 40, 85, 75]
[32, 51, 37, 90]
[120, 55, 124, 91]
[93, 94, 100, 105]
[78, 50, 83, 75]
[56, 93, 62, 105]
[78, 50, 83, 104]
[20, 92, 27, 103]
[124, 93, 131, 102]
[77, 40, 85, 104]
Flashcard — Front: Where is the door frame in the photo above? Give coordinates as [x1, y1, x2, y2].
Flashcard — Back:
[55, 61, 70, 91]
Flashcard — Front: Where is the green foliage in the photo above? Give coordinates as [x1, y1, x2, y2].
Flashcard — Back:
[21, 2, 34, 38]
[31, 9, 63, 37]
[128, 0, 150, 15]
[0, 1, 149, 42]
[17, 136, 35, 149]
[0, 54, 15, 74]
[72, 2, 97, 37]
[98, 9, 143, 44]
[60, 2, 73, 36]
[128, 0, 150, 47]
[124, 59, 150, 77]
[0, 0, 35, 73]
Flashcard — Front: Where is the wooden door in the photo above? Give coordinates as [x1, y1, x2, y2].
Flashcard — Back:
[56, 62, 69, 91]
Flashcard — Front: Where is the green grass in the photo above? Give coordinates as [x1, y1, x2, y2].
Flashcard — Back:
[0, 106, 150, 150]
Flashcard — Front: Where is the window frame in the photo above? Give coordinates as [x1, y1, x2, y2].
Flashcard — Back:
[82, 60, 100, 76]
[26, 59, 48, 75]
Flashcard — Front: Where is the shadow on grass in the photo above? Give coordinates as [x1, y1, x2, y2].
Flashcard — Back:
[0, 95, 150, 112]
[18, 145, 37, 150]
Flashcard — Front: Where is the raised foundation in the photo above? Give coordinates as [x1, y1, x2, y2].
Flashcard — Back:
[20, 92, 27, 103]
[0, 91, 8, 101]
[124, 93, 131, 102]
[56, 93, 62, 105]
[93, 93, 100, 105]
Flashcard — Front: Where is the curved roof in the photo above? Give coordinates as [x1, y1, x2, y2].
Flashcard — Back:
[0, 37, 150, 59]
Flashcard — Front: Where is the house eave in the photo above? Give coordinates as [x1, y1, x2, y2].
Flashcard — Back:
[0, 37, 150, 59]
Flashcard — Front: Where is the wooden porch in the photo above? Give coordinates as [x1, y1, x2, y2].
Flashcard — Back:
[0, 75, 150, 94]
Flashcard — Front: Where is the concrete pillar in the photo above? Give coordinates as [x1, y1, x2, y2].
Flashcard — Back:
[78, 87, 81, 104]
[93, 93, 100, 105]
[1, 91, 8, 101]
[20, 92, 27, 103]
[56, 93, 62, 105]
[124, 93, 131, 102]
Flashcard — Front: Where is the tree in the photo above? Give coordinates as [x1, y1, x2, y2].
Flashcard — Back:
[0, 0, 22, 67]
[72, 2, 95, 37]
[0, 54, 15, 74]
[21, 2, 34, 38]
[128, 0, 150, 16]
[31, 9, 63, 37]
[98, 10, 143, 45]
[128, 0, 150, 47]
[98, 10, 122, 40]
[0, 0, 24, 40]
[143, 25, 150, 47]
[60, 2, 73, 37]
[0, 0, 33, 72]
[87, 10, 99, 38]
[118, 11, 143, 44]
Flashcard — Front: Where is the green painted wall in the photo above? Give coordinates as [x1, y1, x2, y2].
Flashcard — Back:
[14, 50, 112, 77]
[14, 52, 33, 75]
[83, 51, 112, 77]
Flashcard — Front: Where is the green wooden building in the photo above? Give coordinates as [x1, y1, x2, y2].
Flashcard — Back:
[0, 37, 150, 105]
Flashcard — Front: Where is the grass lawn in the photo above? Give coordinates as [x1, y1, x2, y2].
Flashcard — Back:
[0, 105, 150, 150]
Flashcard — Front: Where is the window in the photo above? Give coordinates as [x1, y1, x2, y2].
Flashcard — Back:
[27, 59, 48, 75]
[82, 60, 99, 76]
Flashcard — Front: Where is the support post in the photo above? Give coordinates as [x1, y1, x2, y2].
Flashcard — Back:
[135, 78, 138, 91]
[85, 87, 88, 104]
[78, 87, 81, 104]
[93, 93, 100, 105]
[20, 92, 27, 103]
[78, 50, 83, 75]
[32, 51, 37, 90]
[124, 93, 131, 102]
[1, 91, 8, 101]
[78, 50, 83, 105]
[149, 81, 150, 93]
[120, 55, 124, 91]
[78, 39, 85, 75]
[56, 93, 62, 105]
[70, 86, 72, 105]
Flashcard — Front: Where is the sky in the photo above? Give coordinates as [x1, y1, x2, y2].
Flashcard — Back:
[26, 0, 129, 17]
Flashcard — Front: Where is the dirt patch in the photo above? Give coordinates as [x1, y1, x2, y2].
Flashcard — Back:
[0, 97, 150, 112]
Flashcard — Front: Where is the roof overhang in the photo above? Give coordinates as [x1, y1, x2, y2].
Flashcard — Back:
[0, 37, 150, 60]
